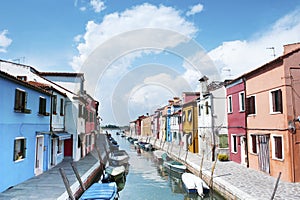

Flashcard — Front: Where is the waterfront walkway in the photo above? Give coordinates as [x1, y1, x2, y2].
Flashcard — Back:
[147, 137, 300, 200]
[0, 134, 109, 200]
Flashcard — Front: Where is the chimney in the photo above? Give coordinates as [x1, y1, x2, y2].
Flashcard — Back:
[199, 76, 209, 97]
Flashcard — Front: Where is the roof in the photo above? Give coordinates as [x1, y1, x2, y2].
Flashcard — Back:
[0, 70, 51, 96]
[28, 81, 67, 97]
[39, 72, 84, 77]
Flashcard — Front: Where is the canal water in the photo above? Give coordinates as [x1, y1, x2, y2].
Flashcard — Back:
[109, 132, 225, 200]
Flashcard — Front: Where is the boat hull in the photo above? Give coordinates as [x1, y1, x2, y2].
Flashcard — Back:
[79, 182, 117, 200]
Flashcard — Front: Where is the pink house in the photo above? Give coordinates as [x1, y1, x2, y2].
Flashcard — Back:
[226, 79, 247, 166]
[245, 43, 300, 182]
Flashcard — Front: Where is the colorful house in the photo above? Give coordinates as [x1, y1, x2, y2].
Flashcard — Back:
[197, 77, 228, 161]
[245, 43, 300, 182]
[0, 71, 51, 192]
[225, 78, 247, 166]
[141, 115, 151, 137]
[182, 92, 200, 153]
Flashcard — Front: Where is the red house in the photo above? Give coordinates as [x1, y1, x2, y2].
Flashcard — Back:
[226, 78, 247, 166]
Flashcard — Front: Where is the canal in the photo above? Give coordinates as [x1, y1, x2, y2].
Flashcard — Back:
[109, 132, 225, 200]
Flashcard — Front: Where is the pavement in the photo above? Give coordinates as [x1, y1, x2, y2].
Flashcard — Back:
[148, 137, 300, 200]
[0, 133, 109, 200]
[2, 133, 300, 200]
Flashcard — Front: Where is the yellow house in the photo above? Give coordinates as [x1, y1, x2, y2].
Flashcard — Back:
[182, 100, 199, 153]
[141, 115, 151, 137]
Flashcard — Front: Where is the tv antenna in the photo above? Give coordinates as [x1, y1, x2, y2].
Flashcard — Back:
[266, 47, 276, 58]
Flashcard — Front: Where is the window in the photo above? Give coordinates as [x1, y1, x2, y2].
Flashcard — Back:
[57, 140, 63, 154]
[227, 95, 233, 113]
[231, 135, 237, 153]
[198, 104, 201, 116]
[39, 97, 48, 116]
[205, 101, 209, 115]
[17, 76, 27, 81]
[60, 98, 64, 116]
[14, 138, 26, 161]
[270, 89, 283, 113]
[251, 135, 258, 154]
[246, 96, 256, 115]
[219, 134, 228, 148]
[178, 116, 182, 124]
[14, 89, 31, 113]
[182, 111, 186, 122]
[78, 104, 83, 117]
[273, 136, 283, 159]
[239, 92, 245, 112]
[89, 111, 94, 122]
[188, 110, 192, 122]
[52, 95, 57, 114]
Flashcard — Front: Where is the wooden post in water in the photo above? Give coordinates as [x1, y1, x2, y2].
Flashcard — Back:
[71, 162, 86, 192]
[270, 172, 281, 200]
[59, 168, 75, 200]
[184, 150, 188, 163]
[199, 150, 205, 178]
[209, 160, 217, 189]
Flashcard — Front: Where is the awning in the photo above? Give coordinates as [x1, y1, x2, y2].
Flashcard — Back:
[53, 132, 71, 140]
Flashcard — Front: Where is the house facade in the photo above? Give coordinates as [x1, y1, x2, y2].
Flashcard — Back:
[226, 78, 247, 165]
[0, 71, 51, 192]
[198, 77, 228, 161]
[246, 43, 300, 182]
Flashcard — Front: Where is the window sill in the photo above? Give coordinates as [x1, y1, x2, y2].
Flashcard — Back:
[239, 110, 245, 113]
[272, 157, 284, 162]
[14, 108, 32, 114]
[14, 158, 25, 163]
[270, 112, 282, 115]
[249, 152, 258, 156]
[231, 151, 238, 154]
[38, 112, 50, 116]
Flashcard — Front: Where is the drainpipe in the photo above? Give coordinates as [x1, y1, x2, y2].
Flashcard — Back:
[50, 91, 53, 132]
[243, 77, 249, 168]
[210, 93, 216, 161]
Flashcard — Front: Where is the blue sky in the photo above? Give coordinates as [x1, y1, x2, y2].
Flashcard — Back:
[1, 1, 300, 125]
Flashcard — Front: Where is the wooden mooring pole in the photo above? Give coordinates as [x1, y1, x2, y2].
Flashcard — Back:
[71, 162, 86, 192]
[270, 172, 281, 200]
[59, 168, 75, 200]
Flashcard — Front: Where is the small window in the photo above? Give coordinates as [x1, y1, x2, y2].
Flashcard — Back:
[78, 104, 83, 117]
[251, 134, 258, 154]
[219, 134, 228, 148]
[198, 104, 201, 116]
[205, 101, 209, 115]
[52, 95, 57, 114]
[17, 76, 27, 81]
[14, 89, 31, 113]
[227, 95, 233, 113]
[188, 110, 192, 122]
[273, 136, 283, 159]
[247, 96, 256, 115]
[182, 111, 186, 122]
[270, 89, 283, 113]
[60, 98, 64, 116]
[90, 112, 93, 122]
[39, 97, 48, 116]
[14, 138, 26, 161]
[239, 92, 245, 112]
[178, 116, 182, 124]
[57, 140, 63, 154]
[231, 135, 237, 153]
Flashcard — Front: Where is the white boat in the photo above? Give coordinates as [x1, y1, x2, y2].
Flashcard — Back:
[105, 165, 125, 178]
[162, 153, 186, 173]
[181, 172, 210, 197]
[109, 150, 129, 166]
[153, 150, 166, 161]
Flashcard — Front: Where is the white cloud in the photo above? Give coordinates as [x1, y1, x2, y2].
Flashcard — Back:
[90, 0, 105, 13]
[186, 3, 204, 16]
[80, 6, 86, 12]
[0, 30, 12, 53]
[208, 9, 300, 79]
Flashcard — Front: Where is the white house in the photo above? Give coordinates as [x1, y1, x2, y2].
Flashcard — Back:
[198, 76, 229, 161]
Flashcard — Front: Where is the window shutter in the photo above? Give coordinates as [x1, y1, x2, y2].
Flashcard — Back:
[14, 89, 19, 109]
[278, 89, 283, 113]
[24, 92, 28, 109]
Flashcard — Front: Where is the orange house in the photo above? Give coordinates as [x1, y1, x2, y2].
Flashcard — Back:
[245, 43, 300, 182]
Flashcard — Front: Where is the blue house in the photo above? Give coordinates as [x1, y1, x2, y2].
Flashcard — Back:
[0, 71, 51, 192]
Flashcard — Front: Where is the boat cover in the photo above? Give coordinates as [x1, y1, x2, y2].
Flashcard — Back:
[79, 182, 117, 200]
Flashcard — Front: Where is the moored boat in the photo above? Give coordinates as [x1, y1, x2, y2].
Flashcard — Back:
[153, 150, 165, 162]
[181, 172, 209, 197]
[109, 150, 130, 166]
[162, 153, 186, 173]
[79, 182, 118, 200]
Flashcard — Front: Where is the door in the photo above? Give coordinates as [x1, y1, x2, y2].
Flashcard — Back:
[258, 135, 270, 173]
[51, 138, 57, 166]
[240, 136, 247, 166]
[35, 136, 44, 175]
